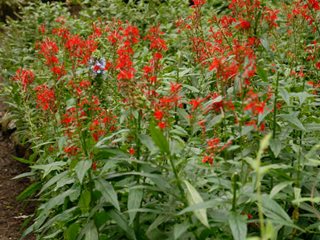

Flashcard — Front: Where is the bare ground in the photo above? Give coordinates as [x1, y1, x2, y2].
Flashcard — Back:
[0, 101, 35, 240]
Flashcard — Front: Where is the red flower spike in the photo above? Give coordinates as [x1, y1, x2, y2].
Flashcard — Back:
[34, 84, 56, 112]
[170, 82, 182, 94]
[13, 68, 35, 91]
[154, 110, 164, 120]
[64, 145, 79, 156]
[238, 19, 251, 30]
[202, 155, 214, 165]
[189, 98, 202, 111]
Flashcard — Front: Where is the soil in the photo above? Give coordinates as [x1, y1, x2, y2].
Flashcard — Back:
[0, 101, 35, 240]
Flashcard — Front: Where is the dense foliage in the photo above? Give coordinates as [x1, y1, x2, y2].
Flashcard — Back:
[1, 0, 320, 239]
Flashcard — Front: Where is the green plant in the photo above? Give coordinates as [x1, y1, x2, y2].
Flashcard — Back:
[1, 0, 320, 239]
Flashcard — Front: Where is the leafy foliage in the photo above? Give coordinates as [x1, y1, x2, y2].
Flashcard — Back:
[1, 0, 320, 239]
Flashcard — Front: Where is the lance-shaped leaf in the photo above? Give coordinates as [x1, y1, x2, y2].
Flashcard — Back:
[184, 180, 209, 227]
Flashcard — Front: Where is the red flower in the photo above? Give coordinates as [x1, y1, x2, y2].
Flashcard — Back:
[34, 84, 56, 112]
[51, 65, 66, 79]
[189, 98, 202, 111]
[308, 0, 320, 10]
[64, 35, 97, 65]
[238, 20, 251, 30]
[192, 0, 206, 6]
[92, 161, 97, 171]
[158, 121, 166, 129]
[37, 38, 59, 66]
[38, 24, 46, 34]
[79, 80, 91, 88]
[13, 68, 35, 91]
[170, 82, 182, 94]
[202, 155, 213, 165]
[129, 147, 135, 155]
[209, 58, 221, 71]
[153, 52, 163, 60]
[154, 110, 164, 120]
[64, 145, 79, 156]
[124, 25, 140, 44]
[145, 26, 168, 51]
[207, 138, 220, 150]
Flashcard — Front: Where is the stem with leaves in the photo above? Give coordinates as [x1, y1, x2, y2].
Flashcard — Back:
[255, 133, 272, 239]
[271, 71, 280, 188]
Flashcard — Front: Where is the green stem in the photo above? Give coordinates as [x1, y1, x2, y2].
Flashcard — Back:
[231, 172, 239, 212]
[169, 155, 184, 199]
[272, 73, 279, 139]
[256, 134, 272, 238]
[256, 164, 265, 238]
[133, 110, 142, 235]
[271, 72, 279, 188]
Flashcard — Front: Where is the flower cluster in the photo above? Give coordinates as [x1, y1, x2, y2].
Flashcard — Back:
[202, 138, 232, 164]
[13, 68, 35, 91]
[34, 84, 56, 112]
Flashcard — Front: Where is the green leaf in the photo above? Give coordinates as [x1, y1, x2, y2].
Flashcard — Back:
[260, 37, 270, 52]
[85, 221, 99, 240]
[16, 182, 41, 201]
[109, 209, 136, 240]
[12, 171, 34, 180]
[95, 129, 130, 147]
[149, 123, 170, 154]
[146, 215, 170, 238]
[206, 114, 223, 130]
[66, 98, 76, 108]
[75, 160, 92, 184]
[139, 134, 158, 153]
[279, 88, 290, 105]
[174, 222, 189, 240]
[270, 181, 293, 198]
[170, 125, 188, 137]
[269, 139, 282, 158]
[179, 199, 218, 215]
[43, 230, 62, 239]
[39, 171, 68, 194]
[79, 189, 91, 213]
[265, 220, 277, 240]
[64, 223, 80, 240]
[31, 161, 66, 178]
[104, 171, 171, 192]
[292, 197, 320, 205]
[13, 156, 33, 165]
[262, 195, 292, 223]
[280, 113, 306, 131]
[94, 211, 109, 229]
[177, 108, 190, 125]
[228, 212, 247, 240]
[183, 84, 200, 93]
[257, 66, 268, 82]
[292, 92, 312, 106]
[95, 179, 120, 210]
[184, 180, 209, 227]
[260, 133, 272, 152]
[128, 188, 143, 225]
[43, 189, 77, 211]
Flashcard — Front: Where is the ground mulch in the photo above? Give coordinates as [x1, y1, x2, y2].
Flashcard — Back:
[0, 100, 35, 240]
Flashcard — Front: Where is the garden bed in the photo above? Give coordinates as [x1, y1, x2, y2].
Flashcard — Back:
[0, 1, 319, 239]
